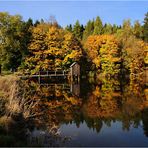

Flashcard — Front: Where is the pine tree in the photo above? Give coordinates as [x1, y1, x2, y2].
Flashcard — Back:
[133, 20, 142, 39]
[20, 18, 33, 60]
[112, 24, 119, 34]
[93, 16, 103, 35]
[143, 12, 148, 42]
[83, 20, 94, 41]
[65, 24, 73, 32]
[103, 23, 112, 34]
[73, 20, 82, 40]
[80, 24, 85, 39]
[34, 20, 40, 27]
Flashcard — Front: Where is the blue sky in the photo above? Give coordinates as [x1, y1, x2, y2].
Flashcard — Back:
[0, 1, 148, 27]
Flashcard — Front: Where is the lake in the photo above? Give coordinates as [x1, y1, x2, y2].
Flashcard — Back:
[19, 77, 148, 147]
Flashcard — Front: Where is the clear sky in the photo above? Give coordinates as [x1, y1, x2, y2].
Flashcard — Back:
[0, 1, 148, 27]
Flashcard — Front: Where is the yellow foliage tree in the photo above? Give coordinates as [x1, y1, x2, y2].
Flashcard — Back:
[24, 23, 82, 73]
[84, 35, 121, 76]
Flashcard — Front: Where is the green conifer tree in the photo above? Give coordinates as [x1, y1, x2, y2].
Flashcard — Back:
[143, 12, 148, 42]
[93, 16, 103, 35]
[73, 20, 82, 40]
[83, 20, 94, 41]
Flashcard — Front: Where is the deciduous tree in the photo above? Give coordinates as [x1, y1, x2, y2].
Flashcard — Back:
[24, 23, 82, 73]
[0, 12, 23, 71]
[85, 35, 121, 77]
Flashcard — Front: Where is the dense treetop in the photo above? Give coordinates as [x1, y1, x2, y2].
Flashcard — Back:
[0, 11, 147, 80]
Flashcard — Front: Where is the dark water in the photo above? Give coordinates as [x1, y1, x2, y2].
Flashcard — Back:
[18, 77, 148, 147]
[3, 77, 148, 147]
[60, 121, 148, 147]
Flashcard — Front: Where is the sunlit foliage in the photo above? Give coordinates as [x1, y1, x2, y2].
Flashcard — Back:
[0, 12, 23, 70]
[117, 19, 146, 80]
[24, 23, 82, 73]
[84, 35, 121, 76]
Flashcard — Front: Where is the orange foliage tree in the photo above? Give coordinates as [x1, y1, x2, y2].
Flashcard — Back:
[24, 23, 82, 73]
[84, 35, 121, 77]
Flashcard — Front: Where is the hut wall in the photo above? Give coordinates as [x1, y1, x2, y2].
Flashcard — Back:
[71, 64, 80, 76]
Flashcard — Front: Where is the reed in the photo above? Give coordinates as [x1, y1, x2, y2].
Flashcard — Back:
[0, 75, 39, 120]
[0, 75, 66, 146]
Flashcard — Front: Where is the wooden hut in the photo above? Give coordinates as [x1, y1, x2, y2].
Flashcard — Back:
[70, 62, 80, 82]
[0, 64, 1, 75]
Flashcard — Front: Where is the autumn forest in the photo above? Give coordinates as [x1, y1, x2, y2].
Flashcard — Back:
[0, 12, 148, 81]
[0, 9, 148, 147]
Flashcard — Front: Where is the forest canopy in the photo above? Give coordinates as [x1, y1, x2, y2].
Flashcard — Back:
[0, 12, 148, 80]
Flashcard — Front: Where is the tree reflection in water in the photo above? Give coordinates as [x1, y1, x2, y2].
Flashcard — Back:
[20, 77, 148, 146]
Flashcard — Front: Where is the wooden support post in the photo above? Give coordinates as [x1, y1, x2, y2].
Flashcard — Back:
[70, 67, 73, 82]
[71, 75, 73, 82]
[38, 71, 41, 83]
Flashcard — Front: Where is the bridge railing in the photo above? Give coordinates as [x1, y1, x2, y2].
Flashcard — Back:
[23, 70, 70, 76]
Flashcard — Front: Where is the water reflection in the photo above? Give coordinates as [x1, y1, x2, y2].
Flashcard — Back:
[20, 77, 148, 146]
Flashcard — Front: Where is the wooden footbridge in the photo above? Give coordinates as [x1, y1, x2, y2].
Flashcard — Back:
[20, 70, 70, 78]
[19, 62, 80, 82]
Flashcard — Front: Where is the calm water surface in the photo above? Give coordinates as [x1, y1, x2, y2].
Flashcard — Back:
[22, 78, 148, 146]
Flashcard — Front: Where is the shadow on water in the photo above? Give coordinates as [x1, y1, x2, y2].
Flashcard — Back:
[0, 76, 148, 146]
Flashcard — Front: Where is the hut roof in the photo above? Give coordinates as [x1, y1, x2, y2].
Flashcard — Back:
[70, 62, 78, 67]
